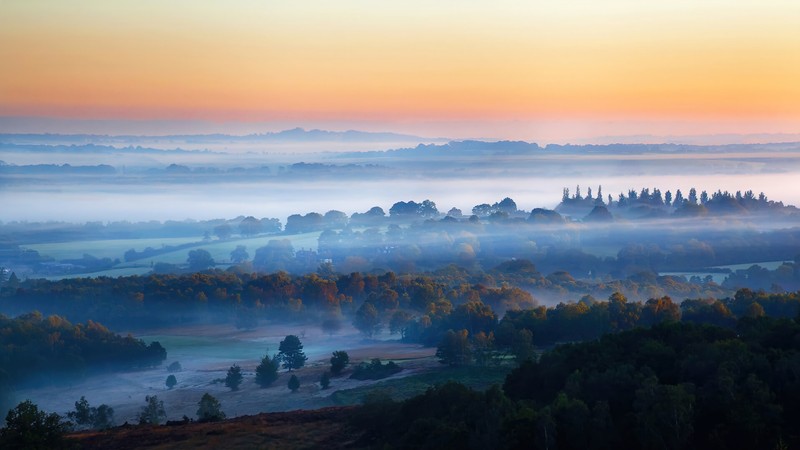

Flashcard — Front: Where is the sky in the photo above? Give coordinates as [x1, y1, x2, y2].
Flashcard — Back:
[2, 0, 800, 142]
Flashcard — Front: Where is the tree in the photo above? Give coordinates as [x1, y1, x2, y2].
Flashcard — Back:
[196, 393, 226, 423]
[320, 315, 343, 337]
[92, 404, 115, 430]
[213, 223, 232, 240]
[67, 397, 115, 431]
[225, 364, 243, 390]
[187, 249, 215, 271]
[320, 371, 331, 389]
[511, 329, 535, 364]
[252, 239, 295, 272]
[495, 197, 518, 214]
[68, 396, 92, 427]
[288, 374, 300, 392]
[166, 374, 177, 389]
[230, 245, 249, 263]
[354, 302, 382, 338]
[688, 187, 698, 205]
[635, 378, 695, 450]
[389, 310, 413, 338]
[0, 400, 70, 450]
[255, 353, 280, 387]
[278, 335, 307, 371]
[239, 216, 263, 236]
[324, 210, 349, 228]
[330, 350, 350, 375]
[472, 331, 498, 367]
[139, 395, 166, 425]
[436, 329, 472, 366]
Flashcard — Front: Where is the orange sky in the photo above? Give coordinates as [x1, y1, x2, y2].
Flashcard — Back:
[2, 1, 799, 140]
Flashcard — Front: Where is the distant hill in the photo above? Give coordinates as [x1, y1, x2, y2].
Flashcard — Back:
[350, 139, 800, 159]
[0, 128, 448, 146]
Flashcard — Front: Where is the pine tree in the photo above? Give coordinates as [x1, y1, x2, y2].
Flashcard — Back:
[225, 364, 243, 391]
[288, 374, 300, 392]
[255, 353, 280, 387]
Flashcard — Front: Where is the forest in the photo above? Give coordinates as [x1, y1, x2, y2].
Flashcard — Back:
[355, 316, 800, 449]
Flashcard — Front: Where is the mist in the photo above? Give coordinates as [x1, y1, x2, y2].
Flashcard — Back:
[3, 135, 800, 223]
[9, 322, 432, 424]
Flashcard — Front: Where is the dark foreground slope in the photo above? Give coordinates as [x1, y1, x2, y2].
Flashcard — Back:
[70, 407, 360, 450]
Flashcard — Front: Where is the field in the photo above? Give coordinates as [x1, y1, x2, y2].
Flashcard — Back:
[10, 322, 441, 425]
[21, 231, 323, 279]
[330, 365, 511, 405]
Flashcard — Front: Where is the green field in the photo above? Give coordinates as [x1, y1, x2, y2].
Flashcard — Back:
[23, 237, 202, 261]
[330, 365, 512, 405]
[22, 231, 323, 279]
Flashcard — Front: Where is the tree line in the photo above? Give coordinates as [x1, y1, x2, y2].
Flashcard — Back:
[354, 315, 800, 449]
[0, 312, 166, 414]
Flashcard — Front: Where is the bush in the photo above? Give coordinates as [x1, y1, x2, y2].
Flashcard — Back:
[225, 364, 243, 391]
[288, 375, 300, 392]
[350, 359, 402, 381]
[166, 374, 177, 389]
[196, 393, 225, 423]
[330, 350, 350, 375]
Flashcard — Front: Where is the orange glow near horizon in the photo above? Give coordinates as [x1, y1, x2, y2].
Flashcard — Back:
[2, 1, 800, 138]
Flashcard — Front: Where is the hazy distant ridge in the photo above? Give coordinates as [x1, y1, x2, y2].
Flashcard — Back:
[356, 139, 800, 158]
[0, 128, 447, 146]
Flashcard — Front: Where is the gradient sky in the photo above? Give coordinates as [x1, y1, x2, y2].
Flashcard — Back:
[2, 0, 799, 141]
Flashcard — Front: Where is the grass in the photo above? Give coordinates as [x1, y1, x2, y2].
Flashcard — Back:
[330, 365, 512, 405]
[21, 231, 323, 279]
[23, 237, 201, 261]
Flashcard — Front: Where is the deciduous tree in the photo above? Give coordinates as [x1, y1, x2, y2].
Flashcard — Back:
[330, 350, 350, 375]
[0, 400, 70, 450]
[139, 395, 166, 425]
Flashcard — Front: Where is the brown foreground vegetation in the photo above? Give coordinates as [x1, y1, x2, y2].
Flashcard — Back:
[69, 406, 361, 450]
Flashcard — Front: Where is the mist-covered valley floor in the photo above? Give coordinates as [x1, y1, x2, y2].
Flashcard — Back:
[12, 323, 435, 424]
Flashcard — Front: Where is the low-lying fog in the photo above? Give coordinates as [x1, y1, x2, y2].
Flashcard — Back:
[4, 135, 800, 223]
[4, 171, 800, 223]
[12, 323, 434, 424]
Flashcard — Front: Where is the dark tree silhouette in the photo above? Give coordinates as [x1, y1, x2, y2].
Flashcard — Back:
[225, 364, 243, 390]
[288, 374, 300, 392]
[187, 249, 215, 271]
[196, 393, 225, 422]
[330, 350, 350, 375]
[138, 395, 166, 425]
[278, 335, 307, 371]
[255, 353, 280, 387]
[0, 400, 70, 450]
